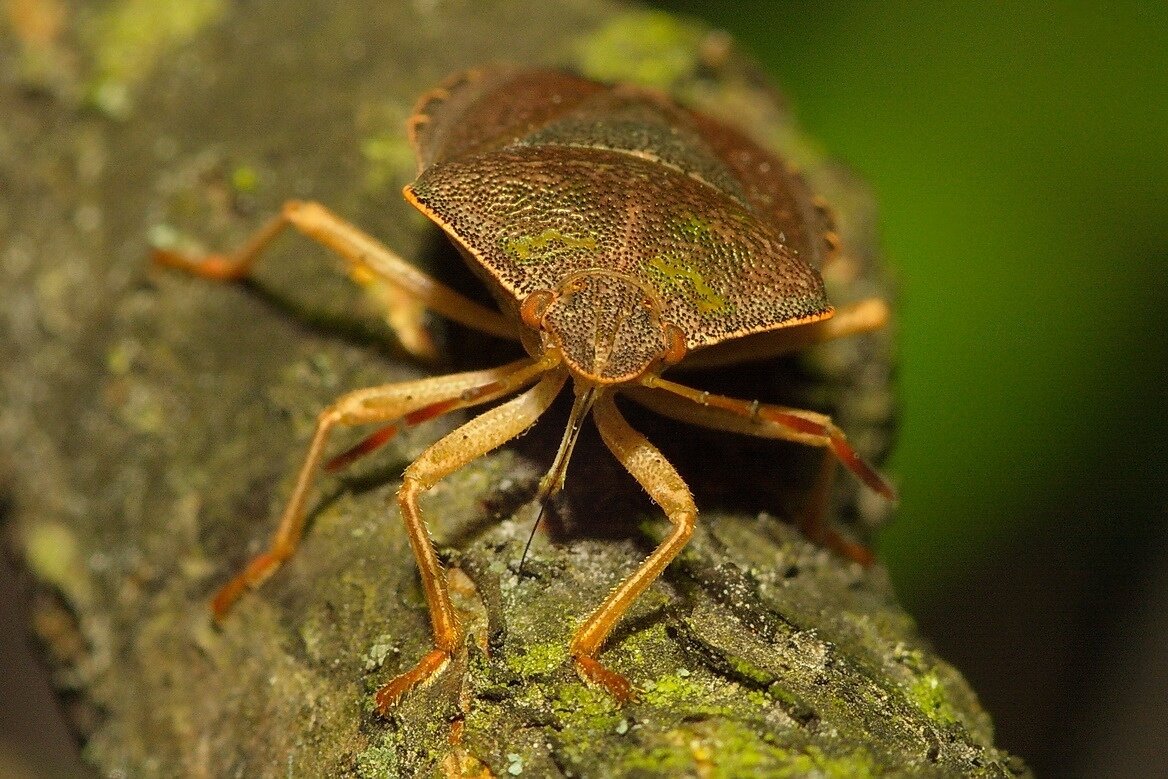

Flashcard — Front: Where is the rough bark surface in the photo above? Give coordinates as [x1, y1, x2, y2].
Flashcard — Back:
[0, 1, 1029, 776]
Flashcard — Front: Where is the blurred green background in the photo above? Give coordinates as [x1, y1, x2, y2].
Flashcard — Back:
[655, 0, 1167, 773]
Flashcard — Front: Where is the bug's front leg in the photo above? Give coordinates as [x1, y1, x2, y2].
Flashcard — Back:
[570, 393, 697, 702]
[375, 371, 566, 714]
[210, 356, 552, 619]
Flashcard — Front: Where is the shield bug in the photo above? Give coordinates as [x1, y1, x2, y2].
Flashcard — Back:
[154, 66, 895, 711]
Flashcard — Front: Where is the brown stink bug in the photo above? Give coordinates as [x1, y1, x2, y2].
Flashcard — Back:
[153, 66, 895, 711]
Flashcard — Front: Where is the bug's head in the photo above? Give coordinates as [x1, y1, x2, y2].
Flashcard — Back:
[521, 270, 687, 385]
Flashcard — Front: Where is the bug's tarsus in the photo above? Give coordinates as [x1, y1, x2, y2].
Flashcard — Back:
[826, 432, 897, 501]
[374, 648, 451, 715]
[800, 450, 876, 567]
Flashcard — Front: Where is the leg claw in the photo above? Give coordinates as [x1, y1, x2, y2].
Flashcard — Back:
[575, 655, 636, 703]
[152, 249, 249, 281]
[210, 551, 282, 621]
[374, 648, 451, 715]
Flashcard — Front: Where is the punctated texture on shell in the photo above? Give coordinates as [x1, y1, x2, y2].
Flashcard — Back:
[411, 68, 608, 171]
[410, 67, 838, 287]
[685, 110, 839, 272]
[409, 145, 830, 350]
[516, 86, 750, 202]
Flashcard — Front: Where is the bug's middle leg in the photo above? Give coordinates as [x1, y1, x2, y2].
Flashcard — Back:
[627, 377, 895, 564]
[571, 393, 696, 702]
[631, 377, 894, 498]
[374, 371, 567, 714]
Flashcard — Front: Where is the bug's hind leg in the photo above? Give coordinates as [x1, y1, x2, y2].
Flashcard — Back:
[375, 372, 566, 714]
[152, 199, 520, 359]
[570, 393, 697, 702]
[210, 356, 553, 620]
[679, 297, 890, 370]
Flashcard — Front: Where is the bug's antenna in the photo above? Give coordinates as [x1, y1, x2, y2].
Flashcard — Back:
[518, 385, 598, 578]
[517, 501, 548, 578]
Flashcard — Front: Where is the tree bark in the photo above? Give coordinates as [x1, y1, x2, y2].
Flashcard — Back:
[0, 0, 1028, 775]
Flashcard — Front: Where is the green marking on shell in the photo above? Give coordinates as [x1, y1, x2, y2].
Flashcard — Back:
[677, 213, 715, 242]
[646, 254, 727, 314]
[504, 229, 597, 262]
